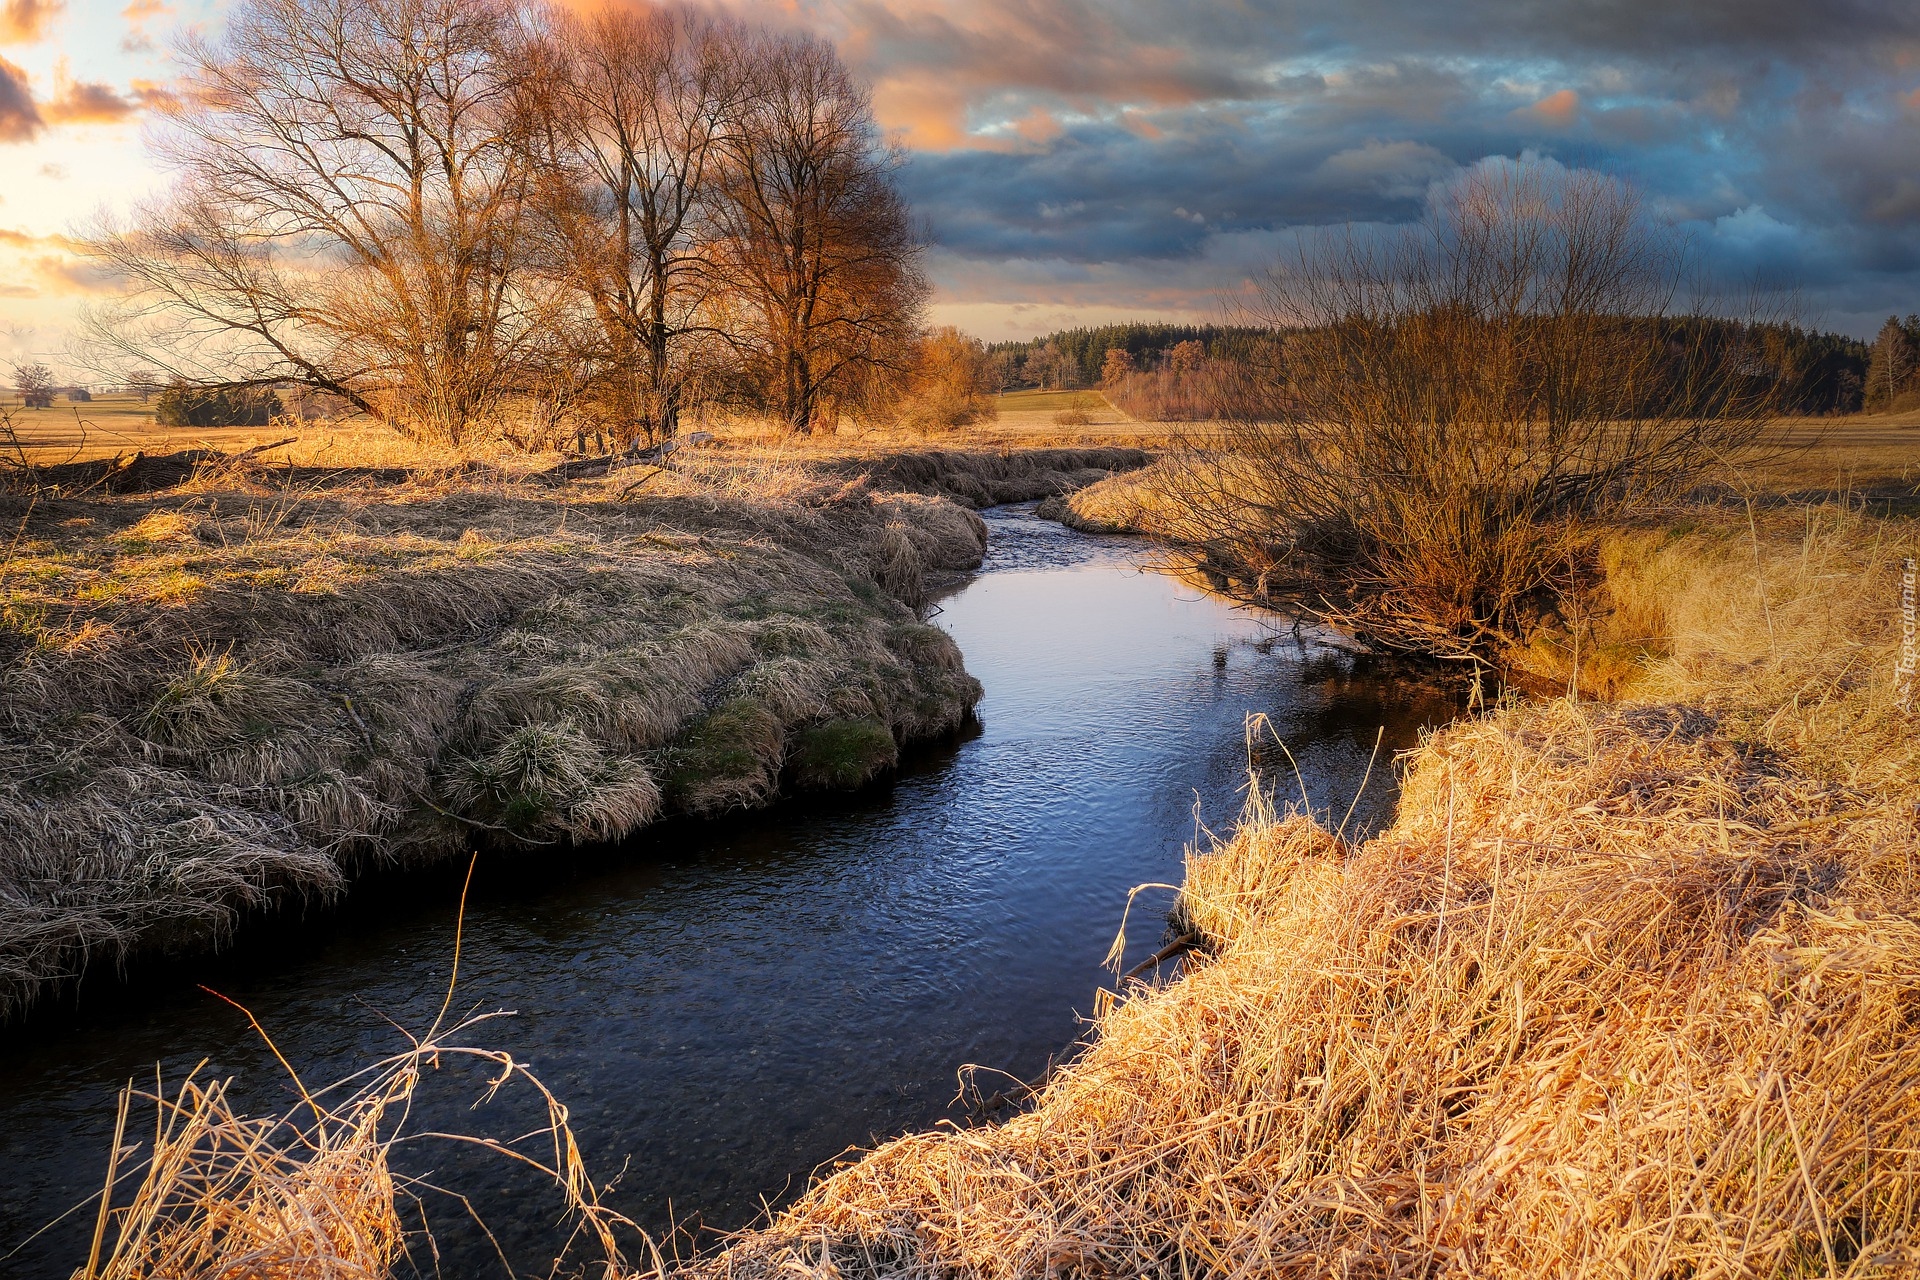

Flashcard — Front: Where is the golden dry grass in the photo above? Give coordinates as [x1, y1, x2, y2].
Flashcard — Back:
[678, 497, 1920, 1279]
[0, 470, 902, 1013]
[75, 965, 650, 1280]
[0, 435, 1153, 1015]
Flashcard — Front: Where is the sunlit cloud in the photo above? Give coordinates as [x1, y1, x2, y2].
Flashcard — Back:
[1519, 88, 1580, 127]
[0, 0, 63, 45]
[42, 60, 137, 124]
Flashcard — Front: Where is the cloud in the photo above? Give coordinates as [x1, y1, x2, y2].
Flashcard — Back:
[0, 0, 61, 45]
[43, 79, 136, 125]
[752, 0, 1920, 337]
[0, 53, 38, 141]
[28, 253, 114, 295]
[0, 226, 75, 250]
[39, 61, 172, 126]
[119, 0, 169, 53]
[1519, 89, 1581, 127]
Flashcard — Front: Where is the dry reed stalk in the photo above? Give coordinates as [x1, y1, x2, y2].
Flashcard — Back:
[73, 865, 652, 1280]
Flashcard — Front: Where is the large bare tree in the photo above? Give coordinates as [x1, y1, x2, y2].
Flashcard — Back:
[523, 6, 746, 446]
[710, 34, 926, 435]
[83, 0, 538, 444]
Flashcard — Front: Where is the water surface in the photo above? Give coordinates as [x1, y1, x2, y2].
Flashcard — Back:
[0, 505, 1462, 1275]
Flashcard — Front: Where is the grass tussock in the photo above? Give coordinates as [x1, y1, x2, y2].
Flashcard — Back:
[0, 441, 1149, 1015]
[682, 497, 1920, 1279]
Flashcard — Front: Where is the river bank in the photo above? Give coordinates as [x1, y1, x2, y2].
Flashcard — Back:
[693, 495, 1920, 1277]
[0, 443, 1147, 1019]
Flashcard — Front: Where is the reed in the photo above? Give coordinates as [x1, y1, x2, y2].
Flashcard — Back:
[72, 928, 650, 1280]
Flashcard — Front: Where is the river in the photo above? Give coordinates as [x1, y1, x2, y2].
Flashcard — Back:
[0, 505, 1463, 1276]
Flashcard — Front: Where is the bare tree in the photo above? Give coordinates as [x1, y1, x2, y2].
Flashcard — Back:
[523, 6, 746, 447]
[1162, 164, 1780, 658]
[82, 0, 540, 445]
[11, 361, 53, 408]
[1025, 342, 1077, 390]
[709, 34, 926, 434]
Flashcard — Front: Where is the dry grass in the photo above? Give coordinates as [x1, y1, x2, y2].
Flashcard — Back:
[72, 944, 650, 1280]
[679, 496, 1920, 1279]
[0, 440, 1169, 1015]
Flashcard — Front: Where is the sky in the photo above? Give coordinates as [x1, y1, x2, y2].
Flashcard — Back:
[1, 0, 1917, 375]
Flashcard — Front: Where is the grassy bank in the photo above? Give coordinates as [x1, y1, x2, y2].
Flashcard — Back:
[0, 441, 1145, 1019]
[684, 496, 1920, 1276]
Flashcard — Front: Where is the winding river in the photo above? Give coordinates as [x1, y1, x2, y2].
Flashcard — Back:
[0, 506, 1462, 1277]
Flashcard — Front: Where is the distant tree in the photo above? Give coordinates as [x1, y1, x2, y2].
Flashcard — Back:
[12, 362, 53, 408]
[1026, 342, 1077, 390]
[986, 348, 1023, 391]
[1865, 315, 1919, 411]
[66, 387, 92, 402]
[1169, 339, 1206, 373]
[1099, 347, 1134, 386]
[127, 368, 161, 401]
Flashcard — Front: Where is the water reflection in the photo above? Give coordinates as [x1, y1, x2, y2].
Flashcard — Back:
[0, 504, 1463, 1276]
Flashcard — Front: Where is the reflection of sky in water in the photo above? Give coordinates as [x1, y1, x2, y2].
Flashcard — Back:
[0, 505, 1463, 1277]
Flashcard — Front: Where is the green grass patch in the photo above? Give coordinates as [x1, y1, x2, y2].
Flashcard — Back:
[994, 389, 1114, 413]
[790, 718, 898, 789]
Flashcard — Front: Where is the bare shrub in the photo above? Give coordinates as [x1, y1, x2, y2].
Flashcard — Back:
[892, 326, 999, 433]
[1162, 163, 1780, 659]
[1105, 360, 1246, 422]
[1051, 394, 1100, 428]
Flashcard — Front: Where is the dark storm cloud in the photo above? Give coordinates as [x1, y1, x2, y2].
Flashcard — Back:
[787, 0, 1920, 334]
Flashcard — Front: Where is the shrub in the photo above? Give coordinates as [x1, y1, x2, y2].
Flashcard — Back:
[1160, 163, 1779, 660]
[155, 383, 283, 428]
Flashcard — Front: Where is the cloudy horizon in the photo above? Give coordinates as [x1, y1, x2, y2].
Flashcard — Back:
[1, 0, 1916, 374]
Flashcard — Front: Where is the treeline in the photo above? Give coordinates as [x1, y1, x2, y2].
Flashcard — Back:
[988, 324, 1269, 391]
[85, 0, 933, 445]
[999, 319, 1880, 418]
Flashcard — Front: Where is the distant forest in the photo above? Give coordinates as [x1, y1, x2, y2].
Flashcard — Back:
[991, 320, 1889, 417]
